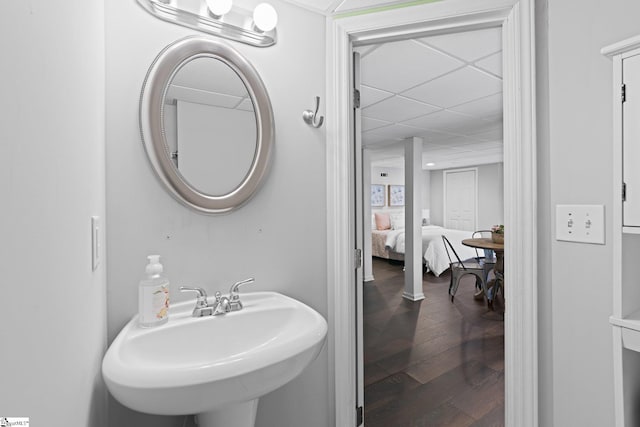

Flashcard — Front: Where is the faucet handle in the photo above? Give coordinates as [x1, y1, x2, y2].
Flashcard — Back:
[229, 278, 255, 300]
[179, 286, 209, 308]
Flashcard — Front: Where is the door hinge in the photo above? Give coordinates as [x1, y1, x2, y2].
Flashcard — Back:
[622, 84, 627, 103]
[354, 248, 362, 269]
[354, 88, 361, 109]
[356, 406, 363, 426]
[623, 182, 627, 202]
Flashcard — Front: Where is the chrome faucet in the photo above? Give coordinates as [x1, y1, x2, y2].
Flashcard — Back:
[228, 278, 255, 312]
[179, 286, 226, 317]
[180, 278, 254, 317]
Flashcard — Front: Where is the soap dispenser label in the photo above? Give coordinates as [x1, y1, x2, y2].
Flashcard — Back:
[153, 285, 169, 320]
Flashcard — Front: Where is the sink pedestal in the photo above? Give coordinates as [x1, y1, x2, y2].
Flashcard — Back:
[197, 399, 258, 427]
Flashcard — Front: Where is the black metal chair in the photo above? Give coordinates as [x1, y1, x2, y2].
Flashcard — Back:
[442, 235, 488, 302]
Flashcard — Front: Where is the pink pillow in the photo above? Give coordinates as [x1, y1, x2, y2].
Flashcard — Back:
[374, 213, 391, 230]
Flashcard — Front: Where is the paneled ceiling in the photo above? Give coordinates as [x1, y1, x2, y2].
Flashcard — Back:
[282, 0, 504, 170]
[357, 26, 503, 170]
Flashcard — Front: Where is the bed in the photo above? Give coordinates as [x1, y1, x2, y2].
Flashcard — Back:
[371, 229, 405, 261]
[383, 225, 478, 276]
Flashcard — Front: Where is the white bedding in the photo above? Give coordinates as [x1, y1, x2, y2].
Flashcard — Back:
[384, 225, 478, 276]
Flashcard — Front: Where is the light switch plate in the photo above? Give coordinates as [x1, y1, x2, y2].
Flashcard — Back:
[555, 204, 605, 244]
[91, 216, 100, 271]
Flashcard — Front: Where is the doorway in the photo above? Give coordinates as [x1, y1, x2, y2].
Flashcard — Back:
[326, 1, 537, 426]
[358, 25, 504, 424]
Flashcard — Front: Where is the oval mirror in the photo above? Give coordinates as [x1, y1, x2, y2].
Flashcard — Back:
[140, 36, 274, 214]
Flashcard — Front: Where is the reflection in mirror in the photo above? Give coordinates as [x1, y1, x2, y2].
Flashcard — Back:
[163, 57, 257, 196]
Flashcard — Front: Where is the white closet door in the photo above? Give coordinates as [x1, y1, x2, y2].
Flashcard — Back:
[444, 168, 477, 231]
[623, 53, 640, 226]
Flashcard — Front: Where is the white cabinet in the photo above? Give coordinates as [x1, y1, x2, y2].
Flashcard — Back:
[623, 53, 640, 227]
[604, 35, 640, 427]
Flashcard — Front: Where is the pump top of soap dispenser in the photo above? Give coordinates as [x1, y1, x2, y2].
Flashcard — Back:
[145, 255, 164, 276]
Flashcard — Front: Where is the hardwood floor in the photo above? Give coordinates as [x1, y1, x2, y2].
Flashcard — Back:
[363, 258, 505, 427]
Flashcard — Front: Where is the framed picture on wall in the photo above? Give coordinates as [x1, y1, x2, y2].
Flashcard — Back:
[371, 184, 385, 207]
[388, 185, 405, 207]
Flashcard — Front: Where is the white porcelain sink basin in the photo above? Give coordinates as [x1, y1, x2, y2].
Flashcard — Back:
[102, 291, 327, 426]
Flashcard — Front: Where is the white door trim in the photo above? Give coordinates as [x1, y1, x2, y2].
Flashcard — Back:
[443, 167, 479, 231]
[326, 1, 537, 426]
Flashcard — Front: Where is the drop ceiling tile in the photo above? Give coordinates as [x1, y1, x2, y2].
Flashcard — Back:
[360, 85, 394, 108]
[483, 112, 504, 123]
[403, 109, 487, 134]
[364, 123, 424, 140]
[362, 95, 440, 122]
[402, 67, 502, 108]
[449, 93, 503, 118]
[423, 148, 459, 157]
[360, 39, 464, 93]
[469, 126, 503, 142]
[422, 140, 453, 150]
[459, 120, 503, 137]
[368, 145, 404, 156]
[440, 134, 489, 147]
[465, 141, 503, 151]
[362, 117, 392, 132]
[414, 129, 460, 144]
[362, 133, 397, 147]
[475, 51, 502, 77]
[419, 27, 501, 62]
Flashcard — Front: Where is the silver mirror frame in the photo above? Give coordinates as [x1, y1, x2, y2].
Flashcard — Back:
[140, 36, 274, 214]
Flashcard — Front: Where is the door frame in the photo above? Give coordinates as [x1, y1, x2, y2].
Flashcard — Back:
[443, 167, 479, 231]
[325, 0, 537, 426]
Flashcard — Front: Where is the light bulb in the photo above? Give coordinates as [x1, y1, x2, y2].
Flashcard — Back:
[253, 3, 277, 32]
[206, 0, 232, 17]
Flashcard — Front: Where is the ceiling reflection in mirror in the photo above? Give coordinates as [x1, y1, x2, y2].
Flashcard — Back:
[163, 57, 258, 196]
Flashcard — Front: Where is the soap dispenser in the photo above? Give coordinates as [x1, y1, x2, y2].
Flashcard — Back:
[138, 255, 170, 327]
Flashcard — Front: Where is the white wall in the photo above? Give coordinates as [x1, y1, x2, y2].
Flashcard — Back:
[429, 163, 503, 229]
[477, 163, 504, 230]
[0, 1, 107, 426]
[105, 1, 327, 426]
[542, 1, 640, 425]
[370, 165, 430, 215]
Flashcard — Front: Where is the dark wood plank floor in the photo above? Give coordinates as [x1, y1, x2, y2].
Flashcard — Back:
[364, 258, 505, 427]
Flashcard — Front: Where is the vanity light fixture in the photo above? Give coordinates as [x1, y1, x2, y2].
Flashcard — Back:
[425, 162, 435, 167]
[136, 0, 277, 47]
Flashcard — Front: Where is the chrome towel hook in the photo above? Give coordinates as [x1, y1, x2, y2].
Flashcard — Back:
[302, 96, 324, 128]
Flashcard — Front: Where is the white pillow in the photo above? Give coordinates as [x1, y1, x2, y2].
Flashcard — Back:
[371, 214, 377, 230]
[390, 213, 405, 230]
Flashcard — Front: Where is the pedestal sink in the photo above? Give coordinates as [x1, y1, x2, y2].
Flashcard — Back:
[102, 292, 327, 427]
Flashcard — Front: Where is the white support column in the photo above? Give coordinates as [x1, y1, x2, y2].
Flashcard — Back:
[403, 137, 425, 301]
[363, 149, 374, 282]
